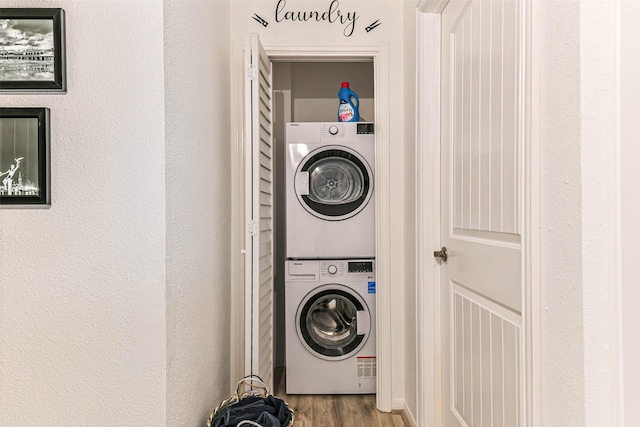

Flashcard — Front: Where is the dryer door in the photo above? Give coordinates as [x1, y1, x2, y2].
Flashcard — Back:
[296, 284, 371, 361]
[294, 146, 373, 221]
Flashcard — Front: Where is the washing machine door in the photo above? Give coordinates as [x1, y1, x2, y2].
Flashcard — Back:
[294, 146, 373, 221]
[296, 284, 371, 361]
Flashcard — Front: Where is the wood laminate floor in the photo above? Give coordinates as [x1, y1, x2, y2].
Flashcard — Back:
[274, 368, 408, 427]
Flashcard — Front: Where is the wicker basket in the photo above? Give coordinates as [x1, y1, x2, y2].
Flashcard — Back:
[207, 375, 294, 427]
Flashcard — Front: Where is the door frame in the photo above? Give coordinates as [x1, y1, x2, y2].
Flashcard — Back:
[230, 41, 394, 412]
[415, 1, 541, 425]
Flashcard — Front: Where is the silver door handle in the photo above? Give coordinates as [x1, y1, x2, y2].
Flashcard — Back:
[433, 247, 448, 262]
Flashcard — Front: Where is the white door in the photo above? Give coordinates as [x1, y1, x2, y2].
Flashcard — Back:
[440, 0, 524, 425]
[244, 33, 275, 389]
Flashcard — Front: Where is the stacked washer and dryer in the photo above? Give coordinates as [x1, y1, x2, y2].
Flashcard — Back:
[285, 122, 376, 394]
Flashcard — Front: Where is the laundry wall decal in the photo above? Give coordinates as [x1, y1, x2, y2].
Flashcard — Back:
[365, 19, 381, 32]
[253, 13, 269, 27]
[252, 0, 380, 37]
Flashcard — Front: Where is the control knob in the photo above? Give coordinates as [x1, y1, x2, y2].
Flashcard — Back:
[327, 264, 338, 275]
[328, 125, 339, 135]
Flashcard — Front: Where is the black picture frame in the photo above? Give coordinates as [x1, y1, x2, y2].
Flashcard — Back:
[0, 108, 50, 207]
[0, 8, 66, 92]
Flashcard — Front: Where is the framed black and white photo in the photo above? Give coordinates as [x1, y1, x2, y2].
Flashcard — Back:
[0, 108, 50, 207]
[0, 8, 66, 92]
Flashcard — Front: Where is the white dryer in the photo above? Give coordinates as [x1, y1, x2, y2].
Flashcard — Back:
[286, 122, 374, 259]
[285, 259, 376, 394]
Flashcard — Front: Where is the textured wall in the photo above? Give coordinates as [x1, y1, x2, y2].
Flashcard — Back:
[621, 2, 640, 425]
[578, 2, 617, 425]
[540, 1, 585, 425]
[541, 1, 619, 425]
[0, 1, 167, 425]
[164, 0, 232, 425]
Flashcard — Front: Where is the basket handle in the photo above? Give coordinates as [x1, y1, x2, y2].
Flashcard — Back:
[237, 421, 264, 427]
[235, 375, 270, 399]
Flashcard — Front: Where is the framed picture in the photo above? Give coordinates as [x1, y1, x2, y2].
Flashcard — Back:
[0, 8, 66, 92]
[0, 108, 50, 207]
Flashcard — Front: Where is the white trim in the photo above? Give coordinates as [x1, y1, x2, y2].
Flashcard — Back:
[243, 33, 254, 381]
[417, 0, 450, 14]
[525, 2, 542, 425]
[415, 9, 441, 427]
[401, 400, 418, 427]
[392, 399, 417, 427]
[230, 40, 247, 390]
[391, 398, 406, 411]
[612, 0, 624, 423]
[230, 40, 394, 413]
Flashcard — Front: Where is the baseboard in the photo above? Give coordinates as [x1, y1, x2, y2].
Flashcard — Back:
[391, 399, 417, 427]
[391, 398, 404, 411]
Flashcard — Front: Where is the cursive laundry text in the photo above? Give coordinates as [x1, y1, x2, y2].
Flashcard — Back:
[275, 0, 359, 37]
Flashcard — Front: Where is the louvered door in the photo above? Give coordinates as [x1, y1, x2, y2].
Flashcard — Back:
[244, 33, 274, 389]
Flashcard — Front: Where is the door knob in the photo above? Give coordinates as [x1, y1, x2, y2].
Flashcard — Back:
[433, 247, 448, 262]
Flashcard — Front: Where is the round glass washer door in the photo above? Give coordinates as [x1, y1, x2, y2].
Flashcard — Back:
[296, 284, 371, 361]
[294, 146, 373, 221]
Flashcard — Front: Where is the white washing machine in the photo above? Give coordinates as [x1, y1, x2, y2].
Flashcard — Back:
[285, 259, 376, 394]
[286, 122, 375, 259]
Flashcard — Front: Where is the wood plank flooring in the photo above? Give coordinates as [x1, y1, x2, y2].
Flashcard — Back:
[273, 368, 408, 427]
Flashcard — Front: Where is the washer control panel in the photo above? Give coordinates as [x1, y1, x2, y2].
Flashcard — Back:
[320, 261, 345, 276]
[319, 260, 374, 277]
[348, 261, 374, 273]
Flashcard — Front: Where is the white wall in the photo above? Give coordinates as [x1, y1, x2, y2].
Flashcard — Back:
[0, 1, 233, 425]
[578, 2, 618, 424]
[288, 62, 375, 122]
[540, 0, 619, 425]
[0, 1, 167, 425]
[164, 0, 231, 425]
[620, 1, 640, 425]
[540, 1, 584, 423]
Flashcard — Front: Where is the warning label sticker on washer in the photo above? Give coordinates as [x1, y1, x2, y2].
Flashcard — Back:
[357, 356, 377, 378]
[368, 281, 376, 294]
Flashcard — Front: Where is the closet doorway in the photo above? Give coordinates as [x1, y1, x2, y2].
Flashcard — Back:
[230, 36, 395, 412]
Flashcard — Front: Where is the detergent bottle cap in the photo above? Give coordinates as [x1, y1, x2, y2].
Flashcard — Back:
[341, 82, 350, 88]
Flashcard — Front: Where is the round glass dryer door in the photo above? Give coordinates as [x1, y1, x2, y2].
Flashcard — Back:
[296, 284, 371, 361]
[294, 146, 373, 221]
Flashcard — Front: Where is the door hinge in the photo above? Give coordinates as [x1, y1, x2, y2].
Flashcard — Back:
[247, 220, 258, 237]
[247, 65, 258, 81]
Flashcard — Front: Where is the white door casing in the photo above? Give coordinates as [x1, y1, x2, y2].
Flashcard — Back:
[436, 0, 537, 426]
[232, 41, 393, 411]
[244, 33, 275, 389]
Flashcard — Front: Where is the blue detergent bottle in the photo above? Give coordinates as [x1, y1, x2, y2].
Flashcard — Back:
[338, 82, 360, 122]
